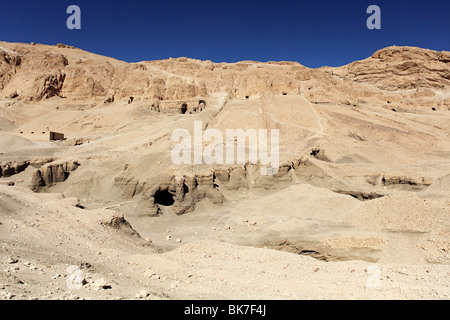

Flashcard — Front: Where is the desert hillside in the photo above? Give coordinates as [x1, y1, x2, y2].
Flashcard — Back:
[0, 41, 449, 300]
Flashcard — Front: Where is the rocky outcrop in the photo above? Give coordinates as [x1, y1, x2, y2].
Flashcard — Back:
[0, 42, 308, 104]
[382, 175, 433, 190]
[172, 173, 225, 215]
[112, 149, 436, 217]
[130, 173, 225, 217]
[0, 161, 29, 178]
[0, 49, 21, 91]
[31, 160, 80, 191]
[0, 159, 53, 178]
[113, 176, 145, 198]
[31, 72, 66, 101]
[335, 46, 450, 90]
[128, 157, 327, 217]
[1, 42, 448, 115]
[150, 99, 207, 114]
[99, 214, 145, 239]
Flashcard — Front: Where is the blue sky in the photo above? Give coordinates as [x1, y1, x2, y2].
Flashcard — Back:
[1, 0, 449, 68]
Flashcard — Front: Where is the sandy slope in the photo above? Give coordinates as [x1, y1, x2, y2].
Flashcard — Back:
[0, 186, 448, 300]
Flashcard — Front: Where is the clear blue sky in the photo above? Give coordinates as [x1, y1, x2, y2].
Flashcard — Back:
[1, 0, 449, 68]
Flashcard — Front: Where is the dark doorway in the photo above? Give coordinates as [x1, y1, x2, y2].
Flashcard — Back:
[154, 189, 175, 206]
[50, 132, 65, 141]
[180, 103, 188, 114]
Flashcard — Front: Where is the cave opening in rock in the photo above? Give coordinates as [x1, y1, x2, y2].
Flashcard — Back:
[199, 100, 206, 111]
[154, 189, 175, 206]
[180, 103, 188, 114]
[310, 148, 320, 157]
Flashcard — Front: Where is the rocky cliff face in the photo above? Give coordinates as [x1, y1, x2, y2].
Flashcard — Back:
[1, 42, 298, 104]
[1, 42, 448, 114]
[0, 159, 53, 178]
[31, 160, 80, 191]
[332, 46, 450, 90]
